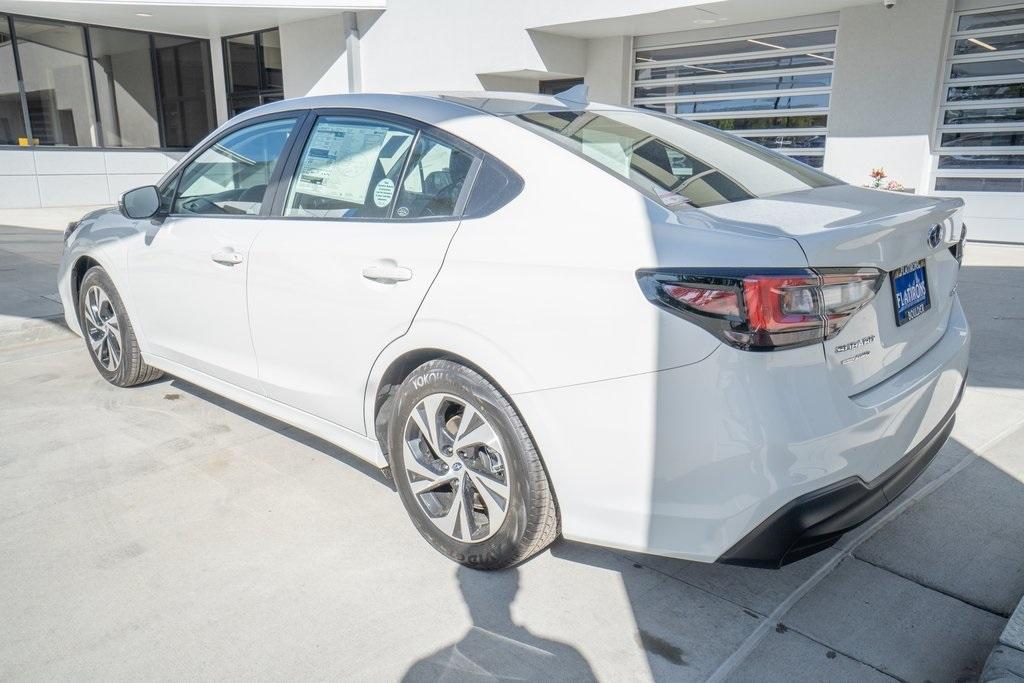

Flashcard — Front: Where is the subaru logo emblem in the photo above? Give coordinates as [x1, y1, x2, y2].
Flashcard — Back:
[927, 225, 942, 249]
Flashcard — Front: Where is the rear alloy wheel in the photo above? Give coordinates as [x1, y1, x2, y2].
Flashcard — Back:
[78, 266, 163, 387]
[390, 360, 559, 569]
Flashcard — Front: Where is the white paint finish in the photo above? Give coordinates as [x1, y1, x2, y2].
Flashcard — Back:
[279, 14, 350, 99]
[57, 93, 973, 562]
[0, 150, 37, 176]
[102, 151, 177, 175]
[825, 0, 953, 190]
[127, 216, 266, 393]
[33, 150, 107, 176]
[248, 217, 461, 433]
[0, 176, 41, 209]
[36, 174, 110, 206]
[106, 173, 165, 203]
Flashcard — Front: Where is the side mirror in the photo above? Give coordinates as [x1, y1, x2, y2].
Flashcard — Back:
[119, 185, 161, 220]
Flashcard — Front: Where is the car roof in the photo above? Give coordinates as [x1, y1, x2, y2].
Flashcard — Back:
[230, 90, 630, 126]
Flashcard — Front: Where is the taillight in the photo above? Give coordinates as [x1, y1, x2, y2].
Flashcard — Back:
[636, 267, 885, 351]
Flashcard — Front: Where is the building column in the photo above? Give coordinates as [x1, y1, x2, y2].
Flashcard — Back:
[824, 0, 954, 193]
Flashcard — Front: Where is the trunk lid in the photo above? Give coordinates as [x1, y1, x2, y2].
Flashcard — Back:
[701, 184, 965, 395]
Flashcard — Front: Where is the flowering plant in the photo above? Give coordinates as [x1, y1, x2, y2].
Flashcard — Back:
[867, 168, 904, 191]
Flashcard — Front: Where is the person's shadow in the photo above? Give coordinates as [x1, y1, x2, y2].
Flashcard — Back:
[403, 566, 597, 682]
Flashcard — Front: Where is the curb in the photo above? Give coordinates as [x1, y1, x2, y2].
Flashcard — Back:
[982, 599, 1024, 682]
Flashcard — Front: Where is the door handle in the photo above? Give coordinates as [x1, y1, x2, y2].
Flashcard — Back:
[362, 262, 413, 283]
[211, 248, 244, 266]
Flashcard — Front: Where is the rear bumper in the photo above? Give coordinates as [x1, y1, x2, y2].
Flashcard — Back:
[718, 375, 964, 568]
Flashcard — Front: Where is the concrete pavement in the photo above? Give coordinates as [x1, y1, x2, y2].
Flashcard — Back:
[2, 210, 1023, 681]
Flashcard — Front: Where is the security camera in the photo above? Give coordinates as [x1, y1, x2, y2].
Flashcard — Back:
[882, 0, 896, 8]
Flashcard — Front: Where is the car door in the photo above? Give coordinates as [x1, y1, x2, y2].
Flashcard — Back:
[247, 112, 479, 432]
[129, 113, 303, 392]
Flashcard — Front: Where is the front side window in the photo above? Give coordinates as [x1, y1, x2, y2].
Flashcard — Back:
[513, 110, 838, 209]
[284, 117, 416, 218]
[173, 116, 298, 215]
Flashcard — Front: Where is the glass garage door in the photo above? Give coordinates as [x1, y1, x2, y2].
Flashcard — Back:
[631, 28, 837, 168]
[935, 5, 1024, 193]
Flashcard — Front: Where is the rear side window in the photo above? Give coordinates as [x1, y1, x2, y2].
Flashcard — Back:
[173, 117, 298, 215]
[393, 133, 475, 219]
[284, 117, 416, 218]
[513, 110, 839, 209]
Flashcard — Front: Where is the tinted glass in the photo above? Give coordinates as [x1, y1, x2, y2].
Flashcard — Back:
[693, 114, 828, 130]
[958, 8, 1024, 32]
[954, 33, 1024, 55]
[951, 59, 1024, 80]
[0, 16, 27, 145]
[634, 73, 832, 100]
[635, 31, 836, 63]
[742, 134, 826, 149]
[174, 117, 297, 215]
[939, 154, 1024, 169]
[226, 34, 258, 92]
[936, 177, 1024, 192]
[155, 35, 214, 147]
[944, 107, 1024, 125]
[14, 18, 96, 146]
[260, 30, 282, 90]
[941, 131, 1024, 147]
[285, 117, 416, 218]
[669, 94, 828, 115]
[948, 82, 1024, 101]
[90, 27, 160, 148]
[514, 110, 837, 209]
[395, 134, 475, 219]
[636, 52, 835, 81]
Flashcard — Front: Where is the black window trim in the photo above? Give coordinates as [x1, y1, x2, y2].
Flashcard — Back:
[265, 107, 487, 224]
[159, 109, 312, 220]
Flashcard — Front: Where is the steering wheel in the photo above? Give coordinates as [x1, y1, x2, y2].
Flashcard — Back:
[181, 196, 231, 215]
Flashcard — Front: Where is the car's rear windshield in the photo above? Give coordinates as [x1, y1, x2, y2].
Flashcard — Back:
[510, 109, 840, 209]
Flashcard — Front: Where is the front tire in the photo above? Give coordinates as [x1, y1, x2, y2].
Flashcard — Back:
[389, 360, 559, 569]
[78, 266, 163, 387]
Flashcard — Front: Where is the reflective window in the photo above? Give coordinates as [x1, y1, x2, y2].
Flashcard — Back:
[631, 28, 835, 169]
[284, 117, 416, 218]
[0, 14, 216, 149]
[0, 16, 27, 145]
[936, 8, 1024, 196]
[225, 29, 284, 117]
[395, 134, 475, 218]
[958, 7, 1024, 32]
[174, 117, 298, 215]
[13, 17, 95, 146]
[90, 27, 160, 148]
[155, 35, 215, 148]
[514, 110, 837, 210]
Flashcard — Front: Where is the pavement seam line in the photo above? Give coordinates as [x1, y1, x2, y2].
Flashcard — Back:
[705, 419, 1024, 683]
[851, 553, 1011, 618]
[781, 623, 905, 682]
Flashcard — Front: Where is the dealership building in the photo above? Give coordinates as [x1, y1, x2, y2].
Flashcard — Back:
[0, 0, 1021, 242]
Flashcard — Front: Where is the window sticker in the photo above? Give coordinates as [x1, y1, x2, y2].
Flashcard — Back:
[293, 122, 388, 204]
[373, 178, 395, 207]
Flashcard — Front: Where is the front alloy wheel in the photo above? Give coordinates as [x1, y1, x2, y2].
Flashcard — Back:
[82, 285, 122, 372]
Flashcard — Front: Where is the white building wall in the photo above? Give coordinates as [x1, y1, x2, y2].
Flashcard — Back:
[279, 14, 351, 98]
[824, 0, 954, 192]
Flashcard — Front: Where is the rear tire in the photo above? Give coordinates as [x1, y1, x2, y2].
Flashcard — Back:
[389, 360, 559, 569]
[78, 266, 163, 387]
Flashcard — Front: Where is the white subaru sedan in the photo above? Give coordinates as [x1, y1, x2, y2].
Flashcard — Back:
[58, 91, 969, 569]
